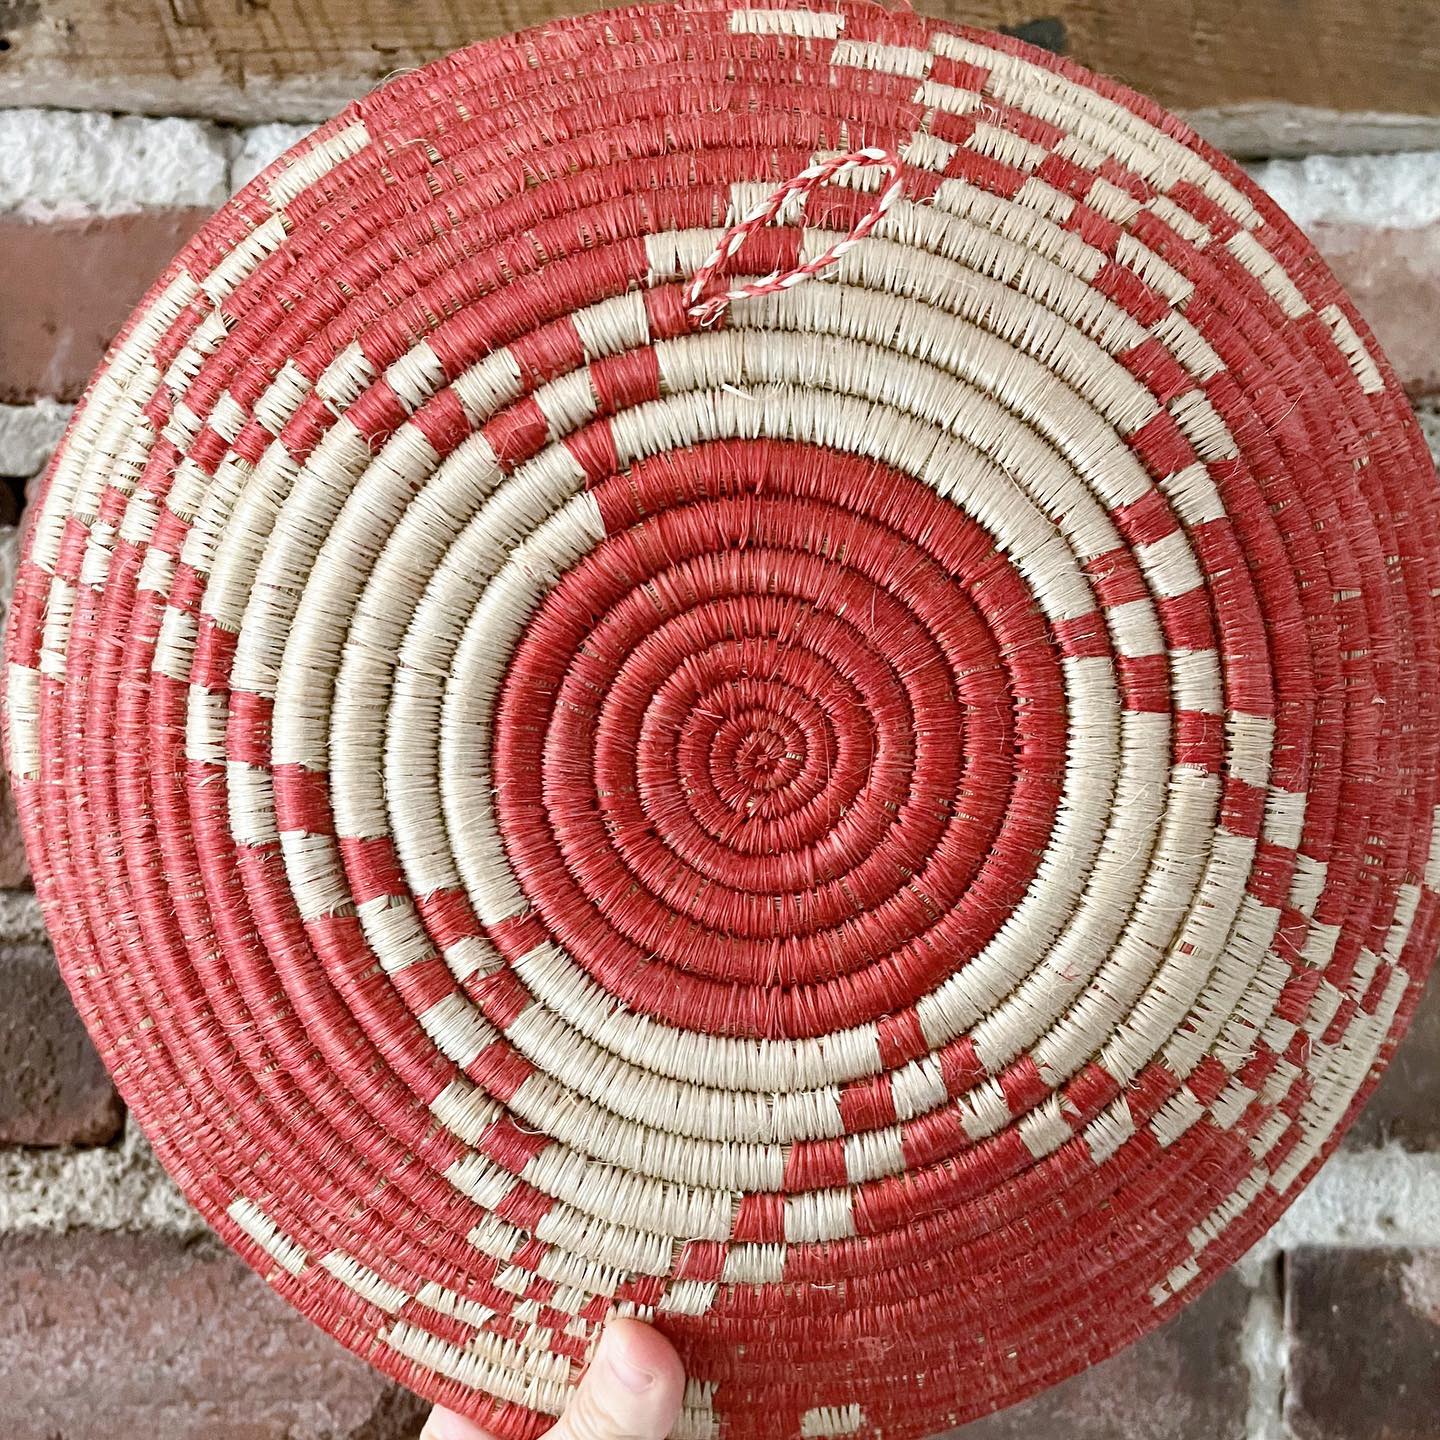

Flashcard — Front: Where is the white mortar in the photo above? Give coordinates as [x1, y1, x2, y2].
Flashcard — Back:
[1248, 150, 1440, 231]
[0, 109, 228, 219]
[0, 400, 72, 478]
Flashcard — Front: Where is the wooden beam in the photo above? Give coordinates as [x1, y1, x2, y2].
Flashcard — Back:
[1, 0, 1437, 154]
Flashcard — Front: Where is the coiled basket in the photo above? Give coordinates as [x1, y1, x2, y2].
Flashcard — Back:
[6, 2, 1438, 1436]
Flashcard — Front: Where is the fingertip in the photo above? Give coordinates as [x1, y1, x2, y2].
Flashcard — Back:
[600, 1317, 686, 1404]
[551, 1317, 685, 1440]
[421, 1404, 500, 1440]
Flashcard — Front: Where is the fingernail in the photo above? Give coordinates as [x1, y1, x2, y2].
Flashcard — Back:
[419, 1409, 471, 1440]
[601, 1331, 656, 1393]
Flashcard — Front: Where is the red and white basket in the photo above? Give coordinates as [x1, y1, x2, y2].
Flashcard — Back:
[6, 3, 1438, 1436]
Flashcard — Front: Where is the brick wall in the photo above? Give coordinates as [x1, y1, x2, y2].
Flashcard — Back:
[0, 108, 1437, 1440]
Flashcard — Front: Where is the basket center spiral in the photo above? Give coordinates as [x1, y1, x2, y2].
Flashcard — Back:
[484, 442, 1051, 1014]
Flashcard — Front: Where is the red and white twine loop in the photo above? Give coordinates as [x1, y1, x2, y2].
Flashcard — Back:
[686, 147, 905, 325]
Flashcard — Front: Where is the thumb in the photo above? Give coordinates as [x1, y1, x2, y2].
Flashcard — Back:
[548, 1318, 686, 1440]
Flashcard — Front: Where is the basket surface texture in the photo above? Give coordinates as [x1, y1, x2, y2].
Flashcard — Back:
[7, 2, 1439, 1435]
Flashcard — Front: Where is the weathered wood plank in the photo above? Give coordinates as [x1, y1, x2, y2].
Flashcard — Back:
[1, 0, 1437, 153]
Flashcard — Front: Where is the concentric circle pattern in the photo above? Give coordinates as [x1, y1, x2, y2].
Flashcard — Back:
[7, 4, 1440, 1436]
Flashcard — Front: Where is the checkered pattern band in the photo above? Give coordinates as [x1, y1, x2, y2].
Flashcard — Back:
[5, 3, 1438, 1436]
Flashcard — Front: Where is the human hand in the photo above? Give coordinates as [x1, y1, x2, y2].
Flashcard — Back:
[420, 1318, 685, 1440]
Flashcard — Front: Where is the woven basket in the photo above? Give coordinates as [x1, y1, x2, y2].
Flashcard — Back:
[7, 2, 1438, 1435]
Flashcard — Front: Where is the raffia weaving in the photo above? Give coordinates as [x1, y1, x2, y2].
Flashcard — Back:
[6, 3, 1438, 1435]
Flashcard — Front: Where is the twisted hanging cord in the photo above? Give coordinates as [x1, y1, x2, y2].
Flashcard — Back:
[686, 147, 906, 325]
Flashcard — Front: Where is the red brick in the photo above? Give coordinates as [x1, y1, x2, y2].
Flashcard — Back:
[943, 1270, 1251, 1438]
[0, 942, 123, 1145]
[1286, 1247, 1440, 1440]
[0, 771, 28, 887]
[1345, 976, 1440, 1152]
[1306, 221, 1440, 398]
[0, 210, 210, 403]
[0, 1230, 430, 1438]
